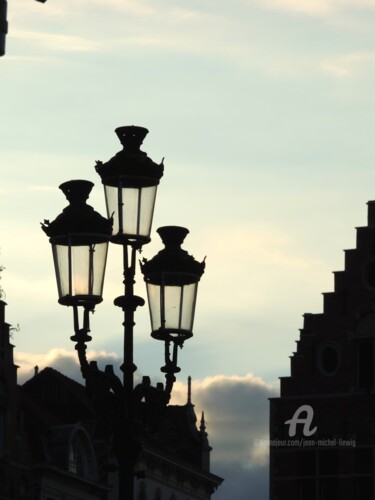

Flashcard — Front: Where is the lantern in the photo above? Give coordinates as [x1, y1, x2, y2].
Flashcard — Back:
[42, 180, 112, 308]
[95, 126, 164, 247]
[141, 226, 205, 342]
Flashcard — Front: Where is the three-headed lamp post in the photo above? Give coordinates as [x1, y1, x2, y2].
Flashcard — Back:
[42, 126, 205, 499]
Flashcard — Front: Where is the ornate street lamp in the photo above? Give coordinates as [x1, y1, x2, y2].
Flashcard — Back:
[42, 180, 112, 309]
[141, 226, 205, 395]
[42, 179, 112, 369]
[95, 125, 163, 246]
[42, 127, 205, 500]
[141, 226, 205, 343]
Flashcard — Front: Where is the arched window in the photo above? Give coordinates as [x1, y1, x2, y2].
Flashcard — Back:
[68, 429, 97, 480]
[138, 480, 148, 500]
[69, 435, 85, 476]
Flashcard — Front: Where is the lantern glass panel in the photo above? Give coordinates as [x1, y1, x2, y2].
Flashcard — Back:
[146, 282, 161, 332]
[104, 184, 157, 241]
[52, 241, 108, 303]
[146, 282, 198, 335]
[178, 282, 198, 331]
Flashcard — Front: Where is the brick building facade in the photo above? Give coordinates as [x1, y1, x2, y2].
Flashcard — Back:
[270, 201, 375, 500]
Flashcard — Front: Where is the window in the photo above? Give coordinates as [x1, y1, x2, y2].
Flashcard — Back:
[67, 430, 96, 480]
[317, 343, 340, 375]
[357, 339, 374, 389]
[69, 436, 85, 476]
[364, 261, 375, 289]
[356, 477, 373, 500]
[0, 409, 4, 457]
[319, 450, 338, 475]
[299, 479, 315, 500]
[319, 478, 338, 499]
[138, 481, 148, 500]
[355, 448, 373, 474]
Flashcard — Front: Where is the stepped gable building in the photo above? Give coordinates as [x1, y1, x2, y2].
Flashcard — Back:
[0, 299, 222, 499]
[270, 201, 375, 500]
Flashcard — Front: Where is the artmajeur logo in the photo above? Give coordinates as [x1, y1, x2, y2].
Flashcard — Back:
[255, 403, 356, 448]
[284, 405, 317, 437]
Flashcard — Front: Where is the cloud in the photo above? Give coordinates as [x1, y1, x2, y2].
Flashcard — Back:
[319, 51, 375, 78]
[170, 373, 278, 465]
[214, 462, 269, 500]
[171, 373, 277, 499]
[194, 224, 330, 316]
[15, 348, 120, 384]
[249, 0, 375, 17]
[263, 0, 334, 16]
[12, 30, 100, 53]
[8, 0, 237, 60]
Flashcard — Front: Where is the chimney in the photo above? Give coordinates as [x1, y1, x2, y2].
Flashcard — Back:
[367, 201, 375, 227]
[0, 300, 6, 326]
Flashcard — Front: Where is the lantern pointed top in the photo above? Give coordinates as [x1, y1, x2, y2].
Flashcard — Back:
[157, 226, 189, 248]
[59, 179, 94, 205]
[115, 125, 149, 152]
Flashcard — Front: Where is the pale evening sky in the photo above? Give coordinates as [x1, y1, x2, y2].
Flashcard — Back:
[2, 0, 375, 498]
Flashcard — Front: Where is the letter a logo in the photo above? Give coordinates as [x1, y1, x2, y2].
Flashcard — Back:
[284, 405, 317, 437]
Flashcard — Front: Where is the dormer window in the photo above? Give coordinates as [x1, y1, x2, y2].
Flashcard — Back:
[69, 436, 85, 476]
[67, 430, 97, 480]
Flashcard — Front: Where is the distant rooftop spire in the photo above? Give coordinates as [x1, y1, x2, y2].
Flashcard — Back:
[187, 375, 192, 405]
[200, 411, 207, 434]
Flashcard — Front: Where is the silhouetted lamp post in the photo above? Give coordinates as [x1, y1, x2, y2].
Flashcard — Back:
[0, 0, 7, 56]
[42, 126, 205, 499]
[0, 0, 46, 57]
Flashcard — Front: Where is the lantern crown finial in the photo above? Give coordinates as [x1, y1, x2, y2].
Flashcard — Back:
[157, 226, 189, 248]
[115, 125, 149, 152]
[59, 179, 94, 205]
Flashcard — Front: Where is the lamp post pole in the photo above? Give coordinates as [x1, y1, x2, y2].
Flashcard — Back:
[42, 126, 205, 499]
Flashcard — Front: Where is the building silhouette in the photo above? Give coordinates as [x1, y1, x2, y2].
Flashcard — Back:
[0, 299, 222, 499]
[269, 201, 375, 500]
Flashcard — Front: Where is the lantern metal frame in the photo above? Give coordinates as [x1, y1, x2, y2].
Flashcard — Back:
[95, 126, 164, 246]
[41, 179, 112, 309]
[141, 226, 205, 343]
